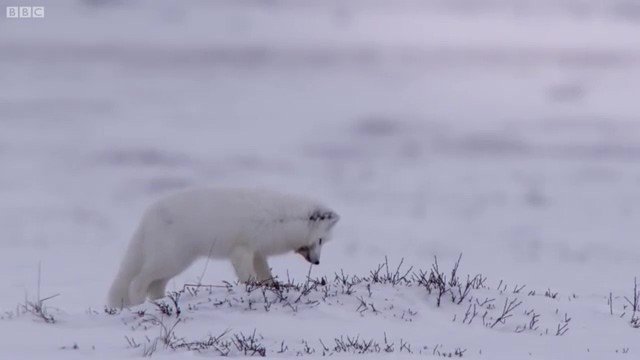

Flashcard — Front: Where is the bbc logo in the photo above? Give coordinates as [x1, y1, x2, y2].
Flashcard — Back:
[6, 6, 45, 18]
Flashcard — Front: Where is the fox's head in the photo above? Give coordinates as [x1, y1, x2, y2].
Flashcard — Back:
[296, 209, 340, 265]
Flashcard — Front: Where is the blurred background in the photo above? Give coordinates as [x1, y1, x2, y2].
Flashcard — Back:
[1, 0, 640, 309]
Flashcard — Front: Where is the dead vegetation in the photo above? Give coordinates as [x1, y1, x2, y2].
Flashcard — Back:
[609, 277, 640, 329]
[1, 263, 59, 323]
[105, 255, 582, 357]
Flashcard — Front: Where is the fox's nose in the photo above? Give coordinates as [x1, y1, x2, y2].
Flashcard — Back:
[313, 260, 320, 265]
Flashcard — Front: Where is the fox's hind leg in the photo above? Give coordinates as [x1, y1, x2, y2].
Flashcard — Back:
[253, 254, 273, 284]
[230, 246, 258, 283]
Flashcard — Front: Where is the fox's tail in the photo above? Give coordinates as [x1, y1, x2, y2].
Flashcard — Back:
[107, 225, 145, 308]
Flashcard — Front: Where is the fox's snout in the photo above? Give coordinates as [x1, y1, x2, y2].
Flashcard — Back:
[302, 253, 320, 265]
[297, 246, 321, 265]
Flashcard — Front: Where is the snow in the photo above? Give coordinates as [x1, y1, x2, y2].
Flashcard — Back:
[1, 0, 640, 358]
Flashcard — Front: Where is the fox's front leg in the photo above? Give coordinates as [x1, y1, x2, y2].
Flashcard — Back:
[253, 254, 274, 284]
[230, 246, 258, 283]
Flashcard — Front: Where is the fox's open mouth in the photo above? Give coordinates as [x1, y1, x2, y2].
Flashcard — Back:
[296, 246, 319, 264]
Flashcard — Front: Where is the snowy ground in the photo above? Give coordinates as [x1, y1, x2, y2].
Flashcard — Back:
[1, 0, 640, 358]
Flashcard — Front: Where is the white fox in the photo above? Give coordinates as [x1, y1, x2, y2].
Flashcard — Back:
[107, 188, 339, 307]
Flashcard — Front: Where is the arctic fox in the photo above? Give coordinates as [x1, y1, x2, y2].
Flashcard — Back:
[107, 188, 339, 308]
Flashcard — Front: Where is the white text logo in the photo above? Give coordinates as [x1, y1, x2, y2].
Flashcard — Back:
[6, 6, 45, 19]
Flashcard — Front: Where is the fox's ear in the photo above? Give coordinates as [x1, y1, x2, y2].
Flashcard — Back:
[309, 209, 340, 229]
[326, 211, 339, 229]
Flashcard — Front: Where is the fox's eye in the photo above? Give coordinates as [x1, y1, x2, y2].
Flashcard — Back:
[319, 238, 323, 245]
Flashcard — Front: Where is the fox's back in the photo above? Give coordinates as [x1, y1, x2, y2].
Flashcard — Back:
[141, 188, 323, 255]
[152, 187, 319, 221]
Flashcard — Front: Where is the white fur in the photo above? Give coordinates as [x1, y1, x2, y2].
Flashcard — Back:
[107, 188, 339, 307]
